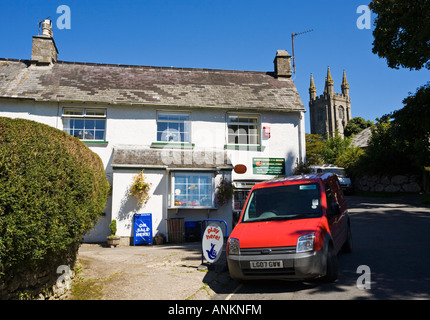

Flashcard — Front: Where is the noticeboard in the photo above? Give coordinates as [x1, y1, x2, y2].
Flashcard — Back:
[134, 213, 152, 245]
[252, 157, 285, 175]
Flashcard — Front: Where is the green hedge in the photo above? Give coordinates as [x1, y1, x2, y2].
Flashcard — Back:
[0, 117, 110, 288]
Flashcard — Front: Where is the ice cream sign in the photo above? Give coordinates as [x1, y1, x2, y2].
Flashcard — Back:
[202, 224, 224, 263]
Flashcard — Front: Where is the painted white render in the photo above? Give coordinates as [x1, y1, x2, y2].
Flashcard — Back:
[0, 99, 305, 243]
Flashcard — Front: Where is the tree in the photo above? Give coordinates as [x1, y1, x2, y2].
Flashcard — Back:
[305, 133, 324, 165]
[344, 117, 373, 137]
[391, 83, 430, 169]
[369, 0, 430, 70]
[0, 118, 110, 298]
[321, 133, 364, 175]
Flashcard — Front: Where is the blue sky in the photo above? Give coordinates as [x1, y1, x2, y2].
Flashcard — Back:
[2, 0, 428, 133]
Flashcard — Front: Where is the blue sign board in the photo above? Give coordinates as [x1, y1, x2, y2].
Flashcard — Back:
[134, 213, 152, 245]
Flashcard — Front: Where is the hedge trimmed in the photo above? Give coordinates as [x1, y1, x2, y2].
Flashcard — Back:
[0, 117, 109, 296]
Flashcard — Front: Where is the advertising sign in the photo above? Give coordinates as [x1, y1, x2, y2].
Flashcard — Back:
[202, 223, 224, 263]
[134, 213, 152, 245]
[253, 157, 285, 175]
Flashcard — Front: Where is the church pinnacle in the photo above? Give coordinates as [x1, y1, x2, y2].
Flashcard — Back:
[341, 69, 349, 97]
[309, 73, 317, 100]
[325, 66, 334, 94]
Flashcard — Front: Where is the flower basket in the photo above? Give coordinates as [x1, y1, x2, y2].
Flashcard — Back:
[129, 170, 152, 207]
[215, 177, 233, 207]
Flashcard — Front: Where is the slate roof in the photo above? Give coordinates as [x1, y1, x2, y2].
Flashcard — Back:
[0, 58, 304, 112]
[351, 127, 372, 148]
[112, 147, 233, 169]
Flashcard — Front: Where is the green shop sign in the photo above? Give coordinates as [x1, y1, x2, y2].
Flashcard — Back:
[252, 158, 285, 175]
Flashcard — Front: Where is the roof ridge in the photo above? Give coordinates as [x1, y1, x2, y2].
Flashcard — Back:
[55, 60, 270, 75]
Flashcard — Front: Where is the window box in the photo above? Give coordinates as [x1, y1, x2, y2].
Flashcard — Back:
[151, 142, 194, 149]
[224, 144, 263, 151]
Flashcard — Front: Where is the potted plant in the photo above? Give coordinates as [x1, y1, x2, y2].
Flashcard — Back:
[107, 219, 120, 247]
[129, 170, 152, 207]
[153, 232, 165, 245]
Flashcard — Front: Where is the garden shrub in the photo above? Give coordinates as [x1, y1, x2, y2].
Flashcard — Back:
[0, 117, 110, 296]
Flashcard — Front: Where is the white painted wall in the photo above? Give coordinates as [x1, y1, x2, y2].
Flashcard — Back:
[0, 99, 304, 242]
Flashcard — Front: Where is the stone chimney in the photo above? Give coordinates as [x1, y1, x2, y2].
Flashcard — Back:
[273, 50, 292, 78]
[31, 19, 58, 65]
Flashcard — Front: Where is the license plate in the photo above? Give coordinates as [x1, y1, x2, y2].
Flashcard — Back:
[250, 260, 283, 269]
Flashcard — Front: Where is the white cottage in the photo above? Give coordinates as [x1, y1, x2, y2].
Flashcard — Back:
[0, 20, 305, 244]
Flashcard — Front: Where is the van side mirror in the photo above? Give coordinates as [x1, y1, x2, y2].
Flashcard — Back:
[330, 202, 341, 216]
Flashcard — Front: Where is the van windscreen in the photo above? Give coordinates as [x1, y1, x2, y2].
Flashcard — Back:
[242, 183, 322, 223]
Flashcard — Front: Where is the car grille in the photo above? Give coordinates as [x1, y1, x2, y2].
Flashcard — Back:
[240, 246, 296, 255]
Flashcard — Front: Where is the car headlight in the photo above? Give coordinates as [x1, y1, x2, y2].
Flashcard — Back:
[296, 233, 315, 253]
[228, 238, 240, 255]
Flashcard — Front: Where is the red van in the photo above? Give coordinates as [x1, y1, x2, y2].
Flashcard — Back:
[227, 174, 352, 282]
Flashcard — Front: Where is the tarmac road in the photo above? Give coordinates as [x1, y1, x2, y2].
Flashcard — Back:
[65, 195, 430, 300]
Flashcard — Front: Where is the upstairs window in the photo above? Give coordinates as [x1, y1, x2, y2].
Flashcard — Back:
[62, 108, 106, 141]
[157, 112, 191, 143]
[227, 114, 260, 145]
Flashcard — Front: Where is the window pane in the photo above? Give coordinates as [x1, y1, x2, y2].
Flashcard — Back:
[174, 174, 212, 207]
[86, 109, 105, 116]
[95, 120, 105, 130]
[64, 109, 83, 116]
[95, 130, 105, 140]
[85, 119, 95, 130]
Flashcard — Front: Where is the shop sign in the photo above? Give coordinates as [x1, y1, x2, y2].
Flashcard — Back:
[134, 213, 152, 245]
[252, 157, 285, 175]
[202, 224, 223, 263]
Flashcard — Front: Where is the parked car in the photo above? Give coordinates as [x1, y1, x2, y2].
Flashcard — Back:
[227, 173, 352, 282]
[310, 165, 352, 194]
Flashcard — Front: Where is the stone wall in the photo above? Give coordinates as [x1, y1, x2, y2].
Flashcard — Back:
[353, 174, 422, 193]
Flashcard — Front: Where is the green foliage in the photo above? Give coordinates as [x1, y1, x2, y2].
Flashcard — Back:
[353, 84, 430, 176]
[215, 177, 233, 207]
[369, 0, 430, 70]
[109, 220, 117, 237]
[129, 170, 151, 206]
[321, 133, 353, 165]
[0, 117, 110, 280]
[344, 117, 373, 138]
[292, 159, 311, 175]
[320, 133, 364, 175]
[305, 133, 324, 165]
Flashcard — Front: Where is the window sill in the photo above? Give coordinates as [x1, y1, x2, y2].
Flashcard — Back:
[82, 140, 109, 146]
[151, 142, 194, 149]
[224, 144, 263, 151]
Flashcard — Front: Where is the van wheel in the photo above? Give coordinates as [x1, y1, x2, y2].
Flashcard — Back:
[322, 244, 338, 283]
[341, 223, 353, 253]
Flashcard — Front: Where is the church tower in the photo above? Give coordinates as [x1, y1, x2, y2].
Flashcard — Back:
[309, 67, 351, 138]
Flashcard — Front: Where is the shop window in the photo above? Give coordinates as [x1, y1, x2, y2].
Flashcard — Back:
[62, 108, 106, 141]
[172, 173, 214, 208]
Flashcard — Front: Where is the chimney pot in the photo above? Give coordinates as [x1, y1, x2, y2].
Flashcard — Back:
[41, 19, 53, 37]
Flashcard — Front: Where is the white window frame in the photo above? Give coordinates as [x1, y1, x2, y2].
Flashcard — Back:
[156, 111, 191, 143]
[171, 172, 215, 209]
[226, 113, 261, 146]
[62, 108, 107, 141]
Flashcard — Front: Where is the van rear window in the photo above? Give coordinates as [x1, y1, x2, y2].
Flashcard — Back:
[242, 183, 322, 223]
